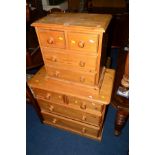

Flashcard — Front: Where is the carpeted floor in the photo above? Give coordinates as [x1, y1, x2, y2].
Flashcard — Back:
[26, 102, 129, 155]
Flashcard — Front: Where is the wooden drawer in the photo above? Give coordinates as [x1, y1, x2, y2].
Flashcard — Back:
[42, 111, 101, 139]
[46, 66, 96, 85]
[68, 32, 98, 53]
[37, 29, 65, 48]
[32, 88, 103, 113]
[68, 96, 104, 112]
[38, 99, 102, 126]
[43, 49, 97, 73]
[33, 88, 65, 104]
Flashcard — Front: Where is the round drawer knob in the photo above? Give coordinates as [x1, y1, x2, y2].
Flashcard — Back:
[55, 71, 60, 77]
[78, 41, 85, 48]
[51, 57, 57, 62]
[92, 102, 97, 110]
[47, 37, 54, 44]
[74, 100, 78, 104]
[79, 61, 85, 67]
[58, 36, 63, 40]
[82, 127, 86, 133]
[80, 103, 86, 109]
[58, 95, 62, 99]
[80, 76, 85, 83]
[52, 118, 57, 124]
[82, 115, 86, 121]
[49, 105, 54, 112]
[71, 40, 76, 44]
[45, 93, 51, 100]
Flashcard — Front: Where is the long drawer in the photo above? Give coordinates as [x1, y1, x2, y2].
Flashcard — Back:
[45, 65, 96, 86]
[32, 88, 103, 113]
[38, 98, 102, 126]
[42, 111, 102, 140]
[42, 48, 97, 73]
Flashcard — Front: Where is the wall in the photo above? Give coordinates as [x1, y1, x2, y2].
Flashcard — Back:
[41, 0, 68, 11]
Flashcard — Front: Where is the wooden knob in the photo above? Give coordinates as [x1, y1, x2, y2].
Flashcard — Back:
[47, 37, 54, 44]
[78, 41, 85, 48]
[80, 76, 85, 83]
[71, 40, 76, 44]
[92, 102, 97, 109]
[80, 103, 86, 109]
[49, 105, 54, 112]
[58, 95, 62, 99]
[82, 127, 86, 133]
[82, 115, 86, 121]
[79, 61, 85, 67]
[58, 36, 63, 40]
[45, 93, 51, 100]
[52, 118, 57, 124]
[55, 71, 60, 77]
[51, 57, 57, 62]
[74, 100, 78, 103]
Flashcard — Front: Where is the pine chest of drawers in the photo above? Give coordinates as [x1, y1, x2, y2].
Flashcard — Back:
[28, 67, 115, 140]
[28, 13, 115, 141]
[31, 13, 112, 93]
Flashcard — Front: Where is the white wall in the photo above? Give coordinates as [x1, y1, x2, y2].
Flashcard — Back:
[41, 0, 68, 11]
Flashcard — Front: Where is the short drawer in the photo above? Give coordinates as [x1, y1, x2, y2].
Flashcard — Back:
[38, 99, 102, 126]
[68, 32, 98, 53]
[68, 96, 104, 112]
[32, 88, 65, 104]
[43, 49, 97, 73]
[37, 29, 65, 48]
[42, 111, 101, 138]
[45, 66, 96, 86]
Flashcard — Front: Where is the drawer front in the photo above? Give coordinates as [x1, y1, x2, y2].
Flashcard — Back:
[38, 99, 102, 126]
[46, 66, 96, 85]
[37, 29, 65, 48]
[32, 88, 65, 104]
[42, 111, 100, 138]
[43, 49, 97, 73]
[68, 32, 98, 53]
[68, 96, 104, 112]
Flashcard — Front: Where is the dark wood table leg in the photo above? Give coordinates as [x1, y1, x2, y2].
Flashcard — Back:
[111, 49, 129, 136]
[114, 109, 129, 136]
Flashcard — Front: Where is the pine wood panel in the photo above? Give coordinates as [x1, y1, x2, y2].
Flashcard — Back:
[37, 98, 103, 126]
[67, 96, 104, 112]
[45, 65, 96, 86]
[42, 48, 98, 73]
[32, 88, 65, 104]
[32, 87, 104, 113]
[67, 32, 98, 53]
[37, 29, 65, 48]
[41, 111, 102, 139]
[31, 13, 112, 33]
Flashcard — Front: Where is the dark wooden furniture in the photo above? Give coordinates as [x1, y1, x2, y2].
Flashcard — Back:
[81, 0, 129, 136]
[26, 0, 45, 104]
[68, 0, 89, 12]
[87, 0, 127, 14]
[111, 50, 129, 135]
[28, 13, 115, 140]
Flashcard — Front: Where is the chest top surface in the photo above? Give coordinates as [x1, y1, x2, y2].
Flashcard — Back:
[28, 67, 115, 105]
[31, 13, 112, 32]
